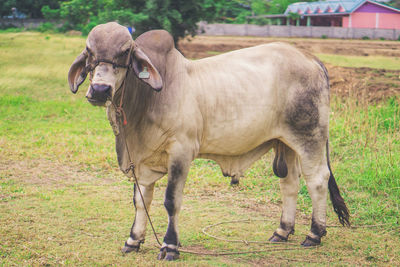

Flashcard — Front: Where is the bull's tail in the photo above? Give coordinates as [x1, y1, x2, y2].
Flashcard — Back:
[326, 140, 351, 227]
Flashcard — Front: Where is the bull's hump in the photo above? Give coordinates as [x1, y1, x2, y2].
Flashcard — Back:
[135, 30, 175, 54]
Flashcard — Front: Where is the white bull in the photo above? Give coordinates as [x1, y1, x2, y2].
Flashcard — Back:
[68, 22, 349, 261]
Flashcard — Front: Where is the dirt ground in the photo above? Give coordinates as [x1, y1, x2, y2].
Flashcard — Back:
[179, 36, 400, 101]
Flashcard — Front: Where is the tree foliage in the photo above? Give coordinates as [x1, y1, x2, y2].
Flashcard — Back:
[0, 0, 61, 18]
[42, 0, 148, 35]
[41, 0, 217, 43]
[209, 0, 316, 24]
[134, 0, 216, 43]
[388, 0, 400, 9]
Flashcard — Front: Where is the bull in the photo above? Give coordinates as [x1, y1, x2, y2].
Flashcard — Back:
[68, 22, 350, 261]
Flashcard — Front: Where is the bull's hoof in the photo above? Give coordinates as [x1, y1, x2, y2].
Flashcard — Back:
[268, 231, 288, 242]
[157, 247, 179, 261]
[121, 241, 140, 253]
[301, 235, 321, 247]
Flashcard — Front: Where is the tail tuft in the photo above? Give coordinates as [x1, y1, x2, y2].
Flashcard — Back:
[326, 141, 350, 227]
[328, 172, 350, 227]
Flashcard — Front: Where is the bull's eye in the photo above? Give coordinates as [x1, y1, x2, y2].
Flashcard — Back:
[118, 48, 130, 59]
[86, 46, 93, 56]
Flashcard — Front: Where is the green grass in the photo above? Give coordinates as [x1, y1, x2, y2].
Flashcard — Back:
[316, 53, 400, 70]
[1, 32, 399, 266]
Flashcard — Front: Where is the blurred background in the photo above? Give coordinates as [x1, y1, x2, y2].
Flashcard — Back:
[1, 0, 400, 42]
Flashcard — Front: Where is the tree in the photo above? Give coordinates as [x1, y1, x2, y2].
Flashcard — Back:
[1, 0, 61, 18]
[388, 0, 400, 9]
[211, 0, 252, 24]
[41, 0, 217, 44]
[134, 0, 216, 43]
[265, 0, 318, 15]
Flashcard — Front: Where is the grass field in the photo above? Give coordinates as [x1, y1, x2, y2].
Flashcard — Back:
[316, 54, 400, 70]
[1, 32, 399, 266]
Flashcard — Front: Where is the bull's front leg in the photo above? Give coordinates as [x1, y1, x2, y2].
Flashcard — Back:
[157, 159, 190, 261]
[122, 182, 155, 253]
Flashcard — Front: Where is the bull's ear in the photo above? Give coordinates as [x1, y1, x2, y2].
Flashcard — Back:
[132, 47, 163, 91]
[68, 50, 88, 94]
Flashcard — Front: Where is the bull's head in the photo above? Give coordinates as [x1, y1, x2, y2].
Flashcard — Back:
[68, 22, 163, 106]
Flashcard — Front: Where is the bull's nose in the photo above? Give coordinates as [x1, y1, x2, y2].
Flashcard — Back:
[87, 84, 111, 103]
[92, 84, 111, 94]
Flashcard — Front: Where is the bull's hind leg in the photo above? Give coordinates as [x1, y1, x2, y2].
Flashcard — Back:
[122, 182, 155, 253]
[269, 143, 300, 242]
[299, 147, 330, 246]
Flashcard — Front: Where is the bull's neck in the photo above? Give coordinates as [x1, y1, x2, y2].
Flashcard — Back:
[116, 69, 157, 130]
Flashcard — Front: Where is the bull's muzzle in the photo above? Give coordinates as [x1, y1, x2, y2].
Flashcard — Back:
[86, 83, 112, 105]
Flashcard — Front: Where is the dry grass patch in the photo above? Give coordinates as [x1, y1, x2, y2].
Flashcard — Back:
[1, 157, 399, 266]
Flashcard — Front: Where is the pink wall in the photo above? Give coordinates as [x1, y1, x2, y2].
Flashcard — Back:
[342, 12, 400, 29]
[342, 1, 400, 29]
[379, 13, 400, 29]
[344, 12, 376, 28]
[342, 16, 348, 27]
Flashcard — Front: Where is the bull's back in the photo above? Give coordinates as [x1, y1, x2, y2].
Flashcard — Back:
[187, 43, 322, 155]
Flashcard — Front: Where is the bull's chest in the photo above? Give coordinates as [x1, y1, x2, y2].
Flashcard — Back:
[107, 103, 169, 176]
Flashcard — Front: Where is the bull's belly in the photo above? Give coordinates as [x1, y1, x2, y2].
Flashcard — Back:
[199, 122, 277, 156]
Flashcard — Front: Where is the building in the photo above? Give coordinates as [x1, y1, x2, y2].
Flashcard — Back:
[261, 0, 400, 29]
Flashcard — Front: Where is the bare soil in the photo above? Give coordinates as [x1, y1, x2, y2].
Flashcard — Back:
[0, 157, 114, 189]
[180, 36, 400, 58]
[179, 36, 400, 101]
[328, 65, 400, 102]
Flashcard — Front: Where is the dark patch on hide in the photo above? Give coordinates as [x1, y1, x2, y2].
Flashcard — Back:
[285, 88, 323, 151]
[286, 89, 320, 135]
[311, 215, 327, 238]
[129, 216, 138, 241]
[132, 183, 137, 208]
[164, 198, 175, 217]
[273, 141, 288, 178]
[163, 220, 178, 245]
[129, 231, 140, 241]
[280, 220, 294, 235]
[170, 161, 183, 179]
[115, 136, 125, 170]
[164, 161, 182, 216]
